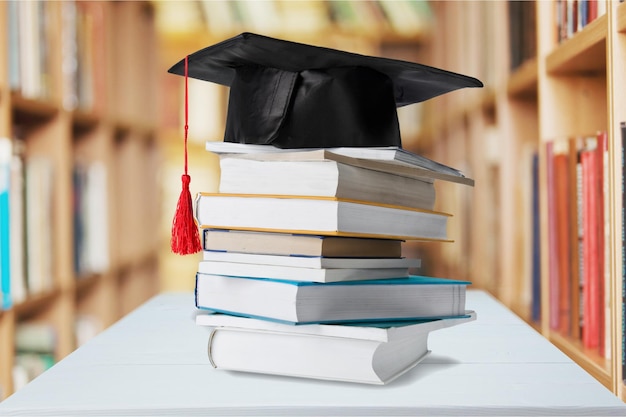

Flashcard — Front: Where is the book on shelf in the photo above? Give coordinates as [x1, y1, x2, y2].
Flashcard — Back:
[555, 0, 606, 43]
[25, 156, 55, 295]
[196, 310, 476, 385]
[13, 322, 56, 392]
[507, 0, 536, 71]
[546, 133, 608, 352]
[546, 140, 559, 331]
[72, 160, 109, 277]
[552, 139, 572, 335]
[567, 136, 582, 340]
[201, 250, 421, 270]
[9, 138, 26, 306]
[202, 229, 404, 258]
[206, 142, 474, 186]
[531, 152, 541, 323]
[581, 133, 606, 353]
[197, 260, 410, 284]
[218, 156, 437, 210]
[195, 273, 469, 324]
[195, 193, 452, 242]
[12, 0, 54, 100]
[620, 121, 626, 384]
[0, 138, 11, 310]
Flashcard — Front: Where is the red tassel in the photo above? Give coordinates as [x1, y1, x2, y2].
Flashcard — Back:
[171, 174, 201, 254]
[171, 55, 201, 255]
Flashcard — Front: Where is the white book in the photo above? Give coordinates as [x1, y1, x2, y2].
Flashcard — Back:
[206, 142, 473, 186]
[9, 141, 26, 304]
[195, 193, 451, 241]
[25, 157, 54, 295]
[202, 250, 421, 269]
[196, 311, 476, 385]
[197, 260, 409, 283]
[218, 158, 436, 210]
[195, 273, 469, 324]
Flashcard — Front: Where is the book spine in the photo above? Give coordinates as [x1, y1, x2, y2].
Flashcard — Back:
[553, 141, 571, 335]
[546, 141, 560, 330]
[10, 139, 27, 305]
[621, 121, 626, 383]
[568, 137, 582, 339]
[581, 137, 603, 350]
[531, 152, 541, 323]
[0, 138, 12, 309]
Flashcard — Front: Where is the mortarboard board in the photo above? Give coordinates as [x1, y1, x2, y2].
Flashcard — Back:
[168, 32, 483, 149]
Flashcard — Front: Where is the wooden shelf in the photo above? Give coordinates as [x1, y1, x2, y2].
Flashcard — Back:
[549, 331, 612, 391]
[13, 289, 62, 319]
[0, 0, 160, 400]
[618, 2, 626, 33]
[507, 57, 538, 99]
[11, 93, 59, 125]
[546, 14, 607, 75]
[418, 1, 624, 401]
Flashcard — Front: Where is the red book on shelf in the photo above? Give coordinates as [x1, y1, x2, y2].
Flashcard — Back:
[546, 141, 560, 331]
[568, 136, 582, 339]
[596, 130, 607, 357]
[553, 143, 571, 335]
[581, 135, 604, 350]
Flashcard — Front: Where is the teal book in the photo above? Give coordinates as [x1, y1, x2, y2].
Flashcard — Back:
[195, 273, 469, 324]
[0, 138, 12, 309]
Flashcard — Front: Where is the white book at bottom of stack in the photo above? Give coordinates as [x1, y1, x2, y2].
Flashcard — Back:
[195, 311, 476, 385]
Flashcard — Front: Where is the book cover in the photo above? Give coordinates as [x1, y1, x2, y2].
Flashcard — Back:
[196, 310, 477, 342]
[195, 273, 469, 324]
[202, 229, 404, 258]
[197, 259, 410, 283]
[531, 152, 541, 323]
[199, 311, 476, 385]
[195, 193, 452, 241]
[201, 250, 421, 270]
[546, 141, 560, 331]
[568, 136, 582, 339]
[206, 142, 474, 186]
[620, 122, 626, 383]
[218, 157, 437, 210]
[553, 140, 571, 335]
[0, 138, 12, 309]
[581, 137, 603, 350]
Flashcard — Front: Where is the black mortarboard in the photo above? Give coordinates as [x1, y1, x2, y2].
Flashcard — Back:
[168, 32, 483, 148]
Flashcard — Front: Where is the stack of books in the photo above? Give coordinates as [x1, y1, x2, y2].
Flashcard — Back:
[193, 142, 476, 385]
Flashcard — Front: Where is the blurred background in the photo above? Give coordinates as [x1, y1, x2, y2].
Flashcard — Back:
[2, 0, 626, 403]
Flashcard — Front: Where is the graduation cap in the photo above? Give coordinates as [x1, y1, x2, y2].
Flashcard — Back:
[168, 32, 483, 255]
[168, 32, 483, 149]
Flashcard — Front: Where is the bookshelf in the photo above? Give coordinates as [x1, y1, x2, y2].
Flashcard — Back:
[417, 0, 625, 400]
[0, 1, 160, 400]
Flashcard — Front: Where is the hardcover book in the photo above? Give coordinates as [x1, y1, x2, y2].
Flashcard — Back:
[202, 229, 404, 258]
[195, 193, 452, 241]
[206, 142, 474, 186]
[196, 311, 476, 385]
[195, 273, 469, 324]
[197, 260, 410, 283]
[218, 157, 437, 210]
[201, 250, 421, 269]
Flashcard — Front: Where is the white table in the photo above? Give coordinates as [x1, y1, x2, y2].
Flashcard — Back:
[0, 290, 625, 416]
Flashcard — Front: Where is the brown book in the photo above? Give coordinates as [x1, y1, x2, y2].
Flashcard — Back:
[203, 229, 403, 258]
[552, 139, 571, 335]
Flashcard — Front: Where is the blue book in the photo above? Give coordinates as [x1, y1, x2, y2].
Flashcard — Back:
[195, 273, 470, 325]
[531, 152, 541, 323]
[0, 138, 12, 310]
